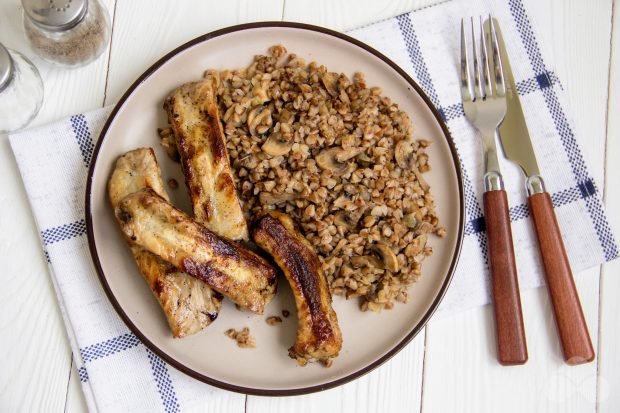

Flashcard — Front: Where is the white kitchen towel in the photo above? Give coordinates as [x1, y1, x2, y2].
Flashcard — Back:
[9, 0, 618, 411]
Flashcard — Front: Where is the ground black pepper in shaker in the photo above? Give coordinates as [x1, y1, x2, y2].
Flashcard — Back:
[22, 0, 111, 68]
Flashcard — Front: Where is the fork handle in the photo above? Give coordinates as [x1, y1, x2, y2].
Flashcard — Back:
[527, 185, 594, 365]
[483, 186, 528, 365]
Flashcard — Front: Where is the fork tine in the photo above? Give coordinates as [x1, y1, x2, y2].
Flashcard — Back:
[489, 16, 506, 96]
[460, 18, 472, 101]
[479, 16, 492, 98]
[470, 17, 482, 100]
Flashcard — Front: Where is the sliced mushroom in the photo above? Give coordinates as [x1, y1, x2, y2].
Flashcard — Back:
[334, 211, 354, 229]
[411, 162, 430, 191]
[247, 106, 262, 127]
[252, 84, 270, 105]
[394, 139, 416, 169]
[262, 131, 292, 156]
[259, 191, 296, 205]
[350, 255, 383, 268]
[316, 147, 362, 176]
[395, 139, 430, 191]
[371, 241, 399, 272]
[247, 106, 272, 135]
[350, 255, 367, 268]
[356, 152, 372, 163]
[335, 147, 364, 162]
[333, 208, 366, 230]
[321, 72, 340, 97]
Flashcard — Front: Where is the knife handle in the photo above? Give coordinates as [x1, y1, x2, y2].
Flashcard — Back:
[483, 188, 528, 365]
[528, 191, 595, 365]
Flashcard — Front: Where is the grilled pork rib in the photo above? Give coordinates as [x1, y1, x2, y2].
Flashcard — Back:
[164, 78, 249, 241]
[253, 212, 342, 366]
[108, 148, 222, 337]
[116, 188, 277, 313]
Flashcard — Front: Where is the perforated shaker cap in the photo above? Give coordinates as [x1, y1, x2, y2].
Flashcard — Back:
[0, 43, 14, 93]
[22, 0, 88, 32]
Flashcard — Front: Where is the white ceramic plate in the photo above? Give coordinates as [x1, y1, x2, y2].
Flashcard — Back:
[86, 22, 464, 395]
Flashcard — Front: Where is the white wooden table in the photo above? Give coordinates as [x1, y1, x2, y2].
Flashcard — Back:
[1, 0, 618, 412]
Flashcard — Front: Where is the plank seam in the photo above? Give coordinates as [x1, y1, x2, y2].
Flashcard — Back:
[597, 1, 617, 411]
[419, 327, 428, 413]
[603, 0, 617, 154]
[102, 0, 119, 107]
[63, 358, 72, 413]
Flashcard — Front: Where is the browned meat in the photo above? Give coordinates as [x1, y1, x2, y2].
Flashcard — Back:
[164, 78, 248, 241]
[108, 148, 222, 337]
[115, 188, 277, 313]
[253, 212, 342, 366]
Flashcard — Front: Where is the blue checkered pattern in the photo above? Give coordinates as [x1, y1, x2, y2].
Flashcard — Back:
[80, 332, 141, 363]
[516, 71, 559, 94]
[146, 348, 181, 413]
[71, 114, 95, 168]
[78, 332, 181, 411]
[41, 219, 86, 246]
[78, 366, 89, 383]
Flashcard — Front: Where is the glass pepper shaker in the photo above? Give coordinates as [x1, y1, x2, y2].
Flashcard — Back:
[0, 43, 44, 133]
[22, 0, 111, 68]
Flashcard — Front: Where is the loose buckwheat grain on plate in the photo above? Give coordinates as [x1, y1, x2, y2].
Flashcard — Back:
[168, 45, 445, 312]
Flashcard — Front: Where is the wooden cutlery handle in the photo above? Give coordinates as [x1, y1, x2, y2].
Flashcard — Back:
[528, 192, 595, 365]
[483, 190, 528, 365]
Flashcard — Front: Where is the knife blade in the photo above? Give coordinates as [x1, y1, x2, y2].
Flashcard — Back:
[487, 18, 595, 365]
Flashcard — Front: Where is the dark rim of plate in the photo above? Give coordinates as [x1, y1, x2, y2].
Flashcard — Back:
[85, 21, 465, 397]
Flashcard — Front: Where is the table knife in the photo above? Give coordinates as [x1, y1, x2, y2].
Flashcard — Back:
[489, 19, 595, 365]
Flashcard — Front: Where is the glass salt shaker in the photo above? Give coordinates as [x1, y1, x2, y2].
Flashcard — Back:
[0, 43, 44, 133]
[22, 0, 111, 68]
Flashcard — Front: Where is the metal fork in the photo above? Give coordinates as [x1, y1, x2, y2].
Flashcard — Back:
[460, 16, 528, 365]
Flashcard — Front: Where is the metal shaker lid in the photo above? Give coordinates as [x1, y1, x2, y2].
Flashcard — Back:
[0, 43, 14, 93]
[22, 0, 88, 32]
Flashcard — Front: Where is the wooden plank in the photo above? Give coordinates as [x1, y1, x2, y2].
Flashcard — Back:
[0, 156, 72, 411]
[104, 0, 284, 105]
[423, 269, 601, 413]
[282, 0, 440, 31]
[597, 0, 620, 410]
[246, 332, 426, 413]
[548, 0, 611, 176]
